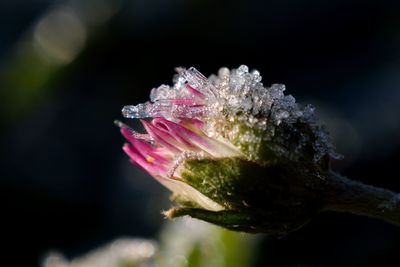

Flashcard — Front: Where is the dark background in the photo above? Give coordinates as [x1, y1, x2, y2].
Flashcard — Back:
[1, 0, 400, 266]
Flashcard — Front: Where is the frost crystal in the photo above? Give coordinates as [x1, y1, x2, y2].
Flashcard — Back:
[122, 65, 340, 163]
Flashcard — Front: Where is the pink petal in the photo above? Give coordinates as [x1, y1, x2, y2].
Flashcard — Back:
[123, 143, 168, 175]
[141, 120, 182, 153]
[184, 118, 205, 128]
[171, 99, 204, 106]
[185, 84, 206, 100]
[153, 118, 242, 158]
[152, 118, 202, 149]
[129, 137, 170, 165]
[120, 127, 171, 162]
[180, 118, 206, 135]
[153, 118, 209, 148]
[120, 127, 150, 143]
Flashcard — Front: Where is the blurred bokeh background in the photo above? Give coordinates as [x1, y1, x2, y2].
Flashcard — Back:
[1, 0, 400, 266]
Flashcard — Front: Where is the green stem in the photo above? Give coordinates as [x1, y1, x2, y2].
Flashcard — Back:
[323, 171, 400, 226]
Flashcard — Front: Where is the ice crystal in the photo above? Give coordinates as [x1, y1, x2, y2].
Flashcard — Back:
[122, 65, 340, 164]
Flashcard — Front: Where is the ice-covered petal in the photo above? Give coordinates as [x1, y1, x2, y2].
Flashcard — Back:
[171, 99, 204, 106]
[120, 127, 152, 144]
[179, 67, 217, 98]
[185, 84, 207, 100]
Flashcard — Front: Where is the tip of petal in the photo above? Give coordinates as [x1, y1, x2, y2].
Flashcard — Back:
[114, 120, 127, 128]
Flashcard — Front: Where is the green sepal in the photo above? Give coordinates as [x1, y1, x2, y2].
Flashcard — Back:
[165, 207, 312, 236]
[181, 157, 326, 211]
[176, 157, 328, 235]
[216, 117, 331, 169]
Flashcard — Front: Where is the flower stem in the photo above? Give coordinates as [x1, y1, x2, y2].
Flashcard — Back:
[323, 171, 400, 226]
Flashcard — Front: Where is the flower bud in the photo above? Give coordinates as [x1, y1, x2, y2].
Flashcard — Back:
[117, 65, 341, 235]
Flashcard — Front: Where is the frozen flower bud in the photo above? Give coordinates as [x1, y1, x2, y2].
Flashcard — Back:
[116, 65, 375, 236]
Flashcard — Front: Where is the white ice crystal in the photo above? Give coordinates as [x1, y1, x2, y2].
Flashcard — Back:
[122, 65, 340, 163]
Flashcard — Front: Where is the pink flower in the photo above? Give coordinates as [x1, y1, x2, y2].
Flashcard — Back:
[117, 67, 245, 211]
[116, 66, 341, 234]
